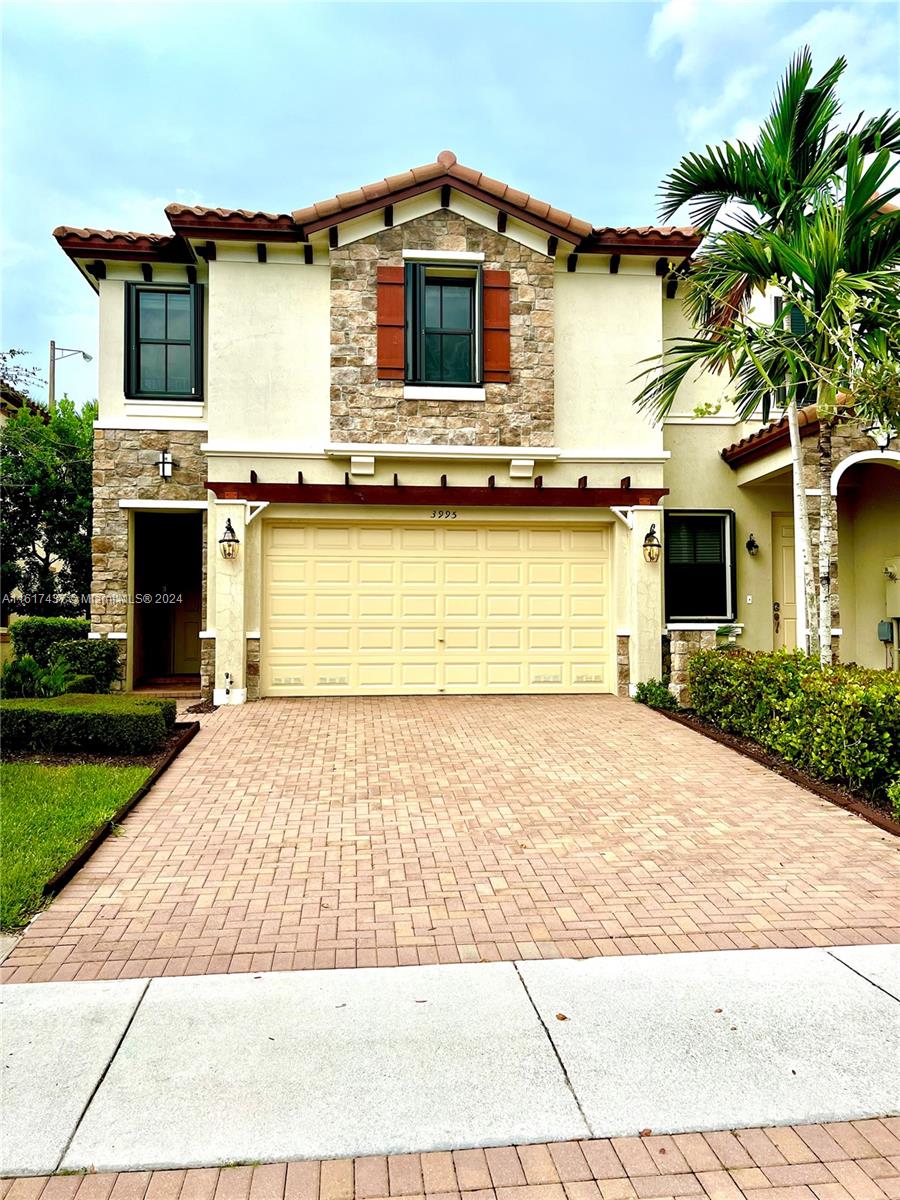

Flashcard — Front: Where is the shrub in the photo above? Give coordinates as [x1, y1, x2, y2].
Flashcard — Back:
[0, 655, 75, 699]
[888, 778, 900, 822]
[0, 694, 175, 754]
[689, 650, 900, 797]
[634, 678, 677, 711]
[9, 617, 90, 666]
[64, 674, 98, 694]
[51, 638, 121, 693]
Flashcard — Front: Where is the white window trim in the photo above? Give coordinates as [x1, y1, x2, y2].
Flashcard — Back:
[666, 622, 745, 631]
[124, 399, 205, 419]
[119, 499, 207, 510]
[402, 249, 485, 263]
[664, 510, 735, 624]
[402, 385, 485, 402]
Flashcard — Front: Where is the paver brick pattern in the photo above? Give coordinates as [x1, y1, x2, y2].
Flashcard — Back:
[4, 1119, 900, 1199]
[2, 696, 898, 983]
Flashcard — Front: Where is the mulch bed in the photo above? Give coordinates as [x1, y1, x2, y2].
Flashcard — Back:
[656, 706, 899, 837]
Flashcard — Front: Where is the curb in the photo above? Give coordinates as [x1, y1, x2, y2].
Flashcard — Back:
[42, 721, 201, 897]
[655, 706, 900, 838]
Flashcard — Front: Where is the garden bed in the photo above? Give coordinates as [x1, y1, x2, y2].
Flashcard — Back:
[0, 721, 198, 929]
[656, 706, 900, 837]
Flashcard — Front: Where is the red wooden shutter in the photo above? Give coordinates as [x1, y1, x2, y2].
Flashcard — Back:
[482, 269, 511, 383]
[376, 266, 405, 380]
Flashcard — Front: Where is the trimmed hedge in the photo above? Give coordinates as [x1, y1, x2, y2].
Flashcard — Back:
[64, 674, 98, 694]
[52, 638, 121, 693]
[689, 650, 900, 798]
[1, 694, 176, 755]
[9, 617, 90, 666]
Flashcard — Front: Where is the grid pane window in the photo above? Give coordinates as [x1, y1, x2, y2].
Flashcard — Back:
[406, 265, 478, 385]
[127, 285, 201, 398]
[664, 512, 734, 621]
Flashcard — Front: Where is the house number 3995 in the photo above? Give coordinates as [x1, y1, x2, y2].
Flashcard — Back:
[431, 510, 458, 519]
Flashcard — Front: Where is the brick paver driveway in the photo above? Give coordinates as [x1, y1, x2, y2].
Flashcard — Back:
[3, 696, 898, 982]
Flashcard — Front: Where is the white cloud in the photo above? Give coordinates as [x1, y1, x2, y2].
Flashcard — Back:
[648, 0, 900, 144]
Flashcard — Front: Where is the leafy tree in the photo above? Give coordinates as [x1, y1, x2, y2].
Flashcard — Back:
[636, 48, 900, 663]
[1, 392, 97, 616]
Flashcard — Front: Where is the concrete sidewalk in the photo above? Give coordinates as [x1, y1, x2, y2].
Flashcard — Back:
[2, 945, 899, 1176]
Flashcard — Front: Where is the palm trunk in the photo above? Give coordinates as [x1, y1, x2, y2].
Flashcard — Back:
[786, 400, 816, 655]
[816, 384, 837, 666]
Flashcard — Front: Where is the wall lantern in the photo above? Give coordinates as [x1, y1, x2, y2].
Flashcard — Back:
[219, 518, 240, 559]
[156, 450, 175, 479]
[745, 532, 760, 556]
[863, 421, 897, 452]
[642, 523, 661, 564]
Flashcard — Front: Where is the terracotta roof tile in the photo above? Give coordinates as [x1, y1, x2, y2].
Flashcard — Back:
[290, 151, 606, 243]
[721, 405, 819, 466]
[53, 225, 173, 245]
[57, 152, 703, 265]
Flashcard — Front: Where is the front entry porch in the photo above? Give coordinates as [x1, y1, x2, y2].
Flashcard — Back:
[131, 511, 202, 691]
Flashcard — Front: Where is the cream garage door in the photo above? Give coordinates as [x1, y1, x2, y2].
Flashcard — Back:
[262, 521, 611, 696]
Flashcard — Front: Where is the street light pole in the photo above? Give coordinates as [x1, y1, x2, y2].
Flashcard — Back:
[48, 339, 56, 415]
[48, 341, 93, 415]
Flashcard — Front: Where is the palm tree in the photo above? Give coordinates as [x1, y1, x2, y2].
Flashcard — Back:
[636, 48, 900, 662]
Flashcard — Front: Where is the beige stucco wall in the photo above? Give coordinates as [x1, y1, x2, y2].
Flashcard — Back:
[554, 266, 665, 456]
[837, 463, 900, 668]
[206, 259, 330, 449]
[663, 422, 792, 650]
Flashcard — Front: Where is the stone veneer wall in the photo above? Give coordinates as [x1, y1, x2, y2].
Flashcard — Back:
[799, 417, 878, 662]
[92, 427, 207, 689]
[616, 635, 630, 697]
[330, 209, 555, 446]
[246, 637, 260, 701]
[669, 629, 716, 707]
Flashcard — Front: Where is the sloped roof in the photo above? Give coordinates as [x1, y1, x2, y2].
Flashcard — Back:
[721, 406, 819, 467]
[54, 150, 702, 266]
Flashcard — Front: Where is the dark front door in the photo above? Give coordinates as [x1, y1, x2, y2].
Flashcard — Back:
[133, 512, 202, 683]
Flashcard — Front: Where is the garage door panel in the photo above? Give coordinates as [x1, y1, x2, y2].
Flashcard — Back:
[263, 522, 611, 695]
[400, 627, 438, 651]
[486, 627, 522, 651]
[357, 593, 394, 618]
[358, 627, 396, 651]
[358, 560, 394, 585]
[571, 561, 607, 585]
[486, 561, 521, 585]
[444, 561, 480, 585]
[314, 593, 353, 619]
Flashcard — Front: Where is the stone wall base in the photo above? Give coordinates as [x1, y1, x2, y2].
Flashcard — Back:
[200, 639, 215, 702]
[616, 635, 630, 697]
[247, 638, 261, 701]
[669, 629, 716, 707]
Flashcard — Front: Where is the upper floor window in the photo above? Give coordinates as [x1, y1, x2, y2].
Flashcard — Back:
[405, 264, 480, 386]
[125, 283, 202, 399]
[664, 510, 736, 622]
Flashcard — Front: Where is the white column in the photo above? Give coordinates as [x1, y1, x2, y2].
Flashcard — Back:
[629, 506, 664, 686]
[212, 501, 247, 704]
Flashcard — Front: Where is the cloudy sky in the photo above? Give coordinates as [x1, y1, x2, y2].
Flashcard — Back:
[3, 0, 898, 408]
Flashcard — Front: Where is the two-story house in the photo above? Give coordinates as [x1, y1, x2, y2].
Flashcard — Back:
[54, 151, 900, 703]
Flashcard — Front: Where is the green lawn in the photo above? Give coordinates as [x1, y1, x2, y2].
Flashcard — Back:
[0, 762, 151, 930]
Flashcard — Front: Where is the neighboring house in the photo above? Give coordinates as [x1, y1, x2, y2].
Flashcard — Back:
[54, 151, 900, 703]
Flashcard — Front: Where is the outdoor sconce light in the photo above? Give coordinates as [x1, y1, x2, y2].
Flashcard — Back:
[642, 524, 661, 564]
[219, 519, 240, 560]
[864, 421, 897, 452]
[864, 427, 897, 453]
[746, 533, 760, 556]
[156, 450, 175, 479]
